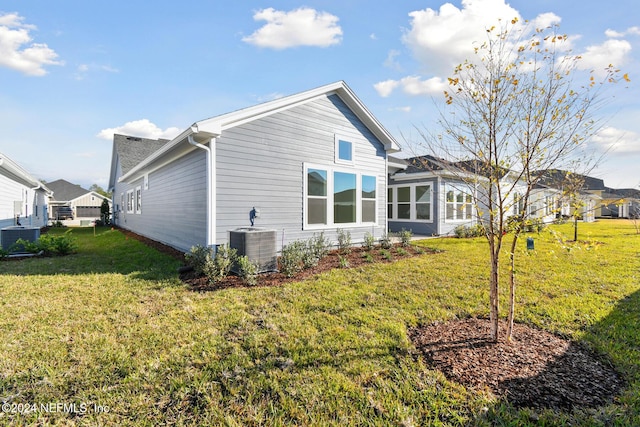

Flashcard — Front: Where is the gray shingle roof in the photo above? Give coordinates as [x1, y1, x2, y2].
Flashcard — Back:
[113, 134, 170, 175]
[47, 179, 90, 202]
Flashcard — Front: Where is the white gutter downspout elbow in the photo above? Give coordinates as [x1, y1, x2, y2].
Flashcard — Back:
[188, 129, 216, 248]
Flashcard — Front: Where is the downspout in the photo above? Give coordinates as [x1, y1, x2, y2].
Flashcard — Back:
[188, 129, 216, 248]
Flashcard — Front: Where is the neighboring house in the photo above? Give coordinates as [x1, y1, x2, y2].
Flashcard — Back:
[108, 81, 400, 253]
[47, 179, 111, 222]
[0, 152, 51, 229]
[388, 155, 483, 236]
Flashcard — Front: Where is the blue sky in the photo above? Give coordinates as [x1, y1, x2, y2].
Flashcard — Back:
[1, 0, 639, 190]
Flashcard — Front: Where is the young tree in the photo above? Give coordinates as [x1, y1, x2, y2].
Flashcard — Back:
[100, 198, 111, 225]
[419, 18, 626, 342]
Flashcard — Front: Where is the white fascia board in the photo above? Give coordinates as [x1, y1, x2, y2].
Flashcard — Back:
[391, 169, 483, 182]
[0, 152, 45, 189]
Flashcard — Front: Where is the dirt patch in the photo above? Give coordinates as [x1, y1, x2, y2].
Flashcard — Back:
[409, 318, 624, 411]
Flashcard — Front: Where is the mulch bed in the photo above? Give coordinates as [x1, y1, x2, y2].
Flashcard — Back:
[118, 227, 625, 411]
[409, 318, 625, 411]
[182, 245, 434, 291]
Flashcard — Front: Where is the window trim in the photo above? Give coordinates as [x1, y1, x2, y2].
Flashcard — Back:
[388, 183, 434, 223]
[303, 162, 378, 230]
[334, 135, 355, 165]
[126, 190, 134, 214]
[135, 186, 142, 214]
[444, 184, 474, 222]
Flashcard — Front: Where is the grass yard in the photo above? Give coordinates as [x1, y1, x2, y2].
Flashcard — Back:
[0, 220, 638, 426]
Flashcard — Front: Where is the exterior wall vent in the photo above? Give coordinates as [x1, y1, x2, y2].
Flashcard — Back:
[1, 226, 41, 252]
[229, 227, 277, 273]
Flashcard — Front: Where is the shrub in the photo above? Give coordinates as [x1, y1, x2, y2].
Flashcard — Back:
[337, 229, 351, 254]
[362, 252, 374, 263]
[13, 231, 78, 256]
[236, 255, 258, 286]
[279, 241, 305, 278]
[11, 238, 40, 254]
[309, 232, 331, 260]
[207, 244, 237, 282]
[363, 232, 376, 251]
[380, 249, 392, 261]
[186, 244, 238, 283]
[399, 229, 412, 247]
[524, 218, 545, 233]
[396, 247, 408, 256]
[379, 232, 393, 249]
[0, 246, 8, 259]
[453, 224, 485, 239]
[185, 245, 213, 276]
[338, 255, 350, 268]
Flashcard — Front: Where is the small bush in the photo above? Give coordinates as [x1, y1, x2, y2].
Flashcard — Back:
[399, 229, 412, 247]
[363, 232, 376, 251]
[338, 255, 350, 268]
[337, 229, 352, 254]
[396, 247, 408, 256]
[185, 245, 213, 276]
[186, 244, 238, 283]
[524, 218, 545, 233]
[279, 241, 305, 278]
[0, 246, 8, 259]
[12, 231, 78, 256]
[236, 255, 258, 286]
[362, 252, 374, 263]
[380, 249, 392, 261]
[204, 244, 237, 282]
[379, 232, 393, 249]
[11, 238, 40, 254]
[309, 232, 331, 260]
[453, 224, 485, 239]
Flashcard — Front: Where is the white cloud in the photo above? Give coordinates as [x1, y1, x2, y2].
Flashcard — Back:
[0, 12, 63, 76]
[97, 119, 181, 141]
[576, 39, 632, 74]
[402, 0, 524, 76]
[242, 7, 342, 49]
[374, 79, 400, 97]
[384, 49, 402, 70]
[605, 26, 640, 38]
[374, 76, 447, 98]
[590, 126, 640, 154]
[75, 63, 120, 80]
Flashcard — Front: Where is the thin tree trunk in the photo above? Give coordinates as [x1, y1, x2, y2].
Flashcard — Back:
[489, 244, 500, 342]
[506, 235, 519, 341]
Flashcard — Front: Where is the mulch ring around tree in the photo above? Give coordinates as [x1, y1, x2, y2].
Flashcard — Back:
[408, 318, 625, 411]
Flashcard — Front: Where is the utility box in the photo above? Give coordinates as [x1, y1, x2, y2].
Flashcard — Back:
[229, 227, 277, 273]
[1, 226, 40, 253]
[526, 237, 534, 250]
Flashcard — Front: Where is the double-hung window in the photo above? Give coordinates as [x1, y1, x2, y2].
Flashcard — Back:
[135, 186, 142, 214]
[388, 184, 432, 221]
[126, 190, 134, 214]
[305, 164, 377, 228]
[445, 185, 473, 221]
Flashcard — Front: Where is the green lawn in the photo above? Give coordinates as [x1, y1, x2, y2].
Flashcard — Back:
[0, 221, 638, 426]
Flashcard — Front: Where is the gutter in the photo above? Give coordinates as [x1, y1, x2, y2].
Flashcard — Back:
[187, 126, 216, 248]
